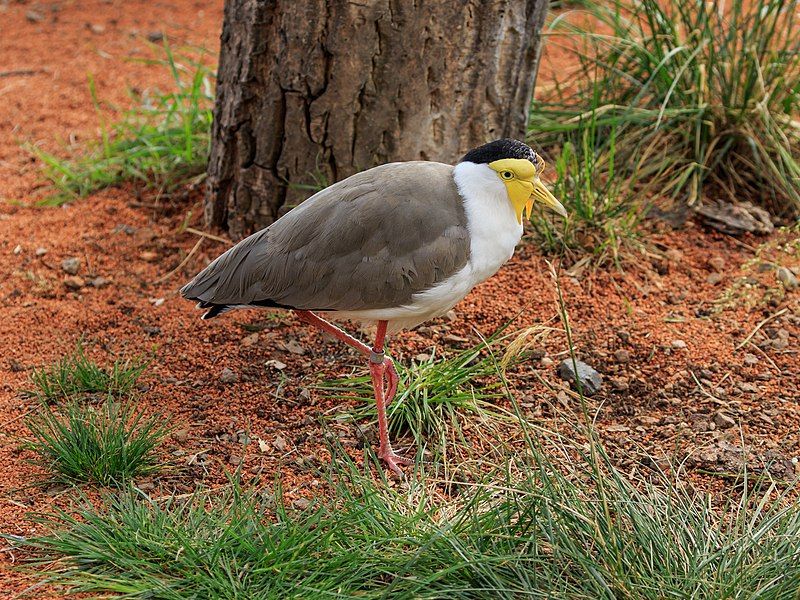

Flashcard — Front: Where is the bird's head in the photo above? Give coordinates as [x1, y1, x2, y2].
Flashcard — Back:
[459, 139, 566, 224]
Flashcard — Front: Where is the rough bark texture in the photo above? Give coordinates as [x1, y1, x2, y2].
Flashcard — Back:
[207, 0, 549, 240]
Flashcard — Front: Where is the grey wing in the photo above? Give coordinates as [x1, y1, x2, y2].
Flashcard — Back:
[180, 161, 471, 315]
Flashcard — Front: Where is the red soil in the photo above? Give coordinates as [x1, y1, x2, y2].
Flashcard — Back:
[1, 1, 798, 597]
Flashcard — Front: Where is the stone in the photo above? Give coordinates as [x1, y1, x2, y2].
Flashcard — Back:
[266, 359, 287, 370]
[292, 497, 310, 510]
[706, 272, 724, 285]
[35, 247, 48, 256]
[613, 349, 630, 363]
[713, 411, 736, 429]
[173, 429, 189, 442]
[220, 367, 238, 384]
[228, 455, 242, 466]
[743, 353, 759, 366]
[61, 257, 80, 274]
[557, 359, 603, 396]
[610, 376, 629, 392]
[737, 382, 760, 394]
[89, 276, 110, 288]
[241, 333, 259, 347]
[140, 251, 158, 262]
[284, 339, 305, 355]
[146, 30, 164, 42]
[540, 356, 554, 367]
[63, 276, 85, 290]
[777, 266, 798, 289]
[273, 435, 287, 451]
[708, 256, 726, 271]
[671, 339, 687, 349]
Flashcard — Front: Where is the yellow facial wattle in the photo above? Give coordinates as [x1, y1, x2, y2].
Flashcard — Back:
[488, 158, 567, 223]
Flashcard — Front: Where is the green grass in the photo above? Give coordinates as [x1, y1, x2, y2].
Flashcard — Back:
[529, 114, 647, 265]
[320, 340, 513, 450]
[533, 0, 800, 216]
[30, 43, 214, 205]
[27, 343, 149, 402]
[19, 432, 800, 598]
[24, 400, 169, 486]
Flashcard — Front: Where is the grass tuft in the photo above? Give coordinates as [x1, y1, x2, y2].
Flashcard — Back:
[24, 400, 169, 486]
[30, 43, 214, 205]
[321, 340, 511, 449]
[27, 343, 148, 402]
[20, 434, 800, 597]
[529, 114, 647, 265]
[533, 0, 800, 216]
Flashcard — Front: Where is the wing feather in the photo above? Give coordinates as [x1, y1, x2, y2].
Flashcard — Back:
[180, 161, 470, 313]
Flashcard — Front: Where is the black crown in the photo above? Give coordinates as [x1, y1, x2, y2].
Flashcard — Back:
[460, 138, 540, 168]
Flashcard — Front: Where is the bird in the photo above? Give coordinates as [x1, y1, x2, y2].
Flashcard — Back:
[181, 138, 566, 474]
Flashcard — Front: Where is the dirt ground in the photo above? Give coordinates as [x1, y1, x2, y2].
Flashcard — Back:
[1, 1, 798, 596]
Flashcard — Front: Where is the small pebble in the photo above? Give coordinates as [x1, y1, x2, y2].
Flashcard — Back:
[708, 256, 726, 271]
[273, 435, 287, 451]
[90, 276, 110, 288]
[26, 10, 45, 22]
[220, 367, 238, 384]
[706, 272, 724, 285]
[61, 257, 80, 275]
[64, 276, 85, 290]
[777, 266, 798, 289]
[415, 353, 431, 362]
[266, 359, 287, 370]
[671, 339, 687, 349]
[146, 30, 164, 42]
[35, 247, 48, 256]
[12, 245, 22, 255]
[713, 411, 736, 430]
[743, 353, 759, 366]
[173, 429, 189, 442]
[557, 359, 603, 396]
[610, 376, 629, 392]
[540, 356, 553, 367]
[228, 455, 242, 466]
[292, 498, 310, 510]
[241, 333, 260, 347]
[284, 340, 305, 355]
[613, 349, 630, 363]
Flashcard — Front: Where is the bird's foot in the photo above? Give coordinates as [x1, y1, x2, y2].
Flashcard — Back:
[379, 448, 413, 476]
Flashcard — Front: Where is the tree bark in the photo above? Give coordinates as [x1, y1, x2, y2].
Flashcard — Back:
[207, 0, 549, 240]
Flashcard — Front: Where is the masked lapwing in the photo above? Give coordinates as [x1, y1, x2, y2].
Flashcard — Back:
[181, 138, 566, 474]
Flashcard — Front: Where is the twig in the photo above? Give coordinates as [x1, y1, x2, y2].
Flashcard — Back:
[0, 69, 40, 78]
[743, 340, 781, 373]
[152, 238, 203, 284]
[184, 227, 231, 245]
[735, 308, 788, 350]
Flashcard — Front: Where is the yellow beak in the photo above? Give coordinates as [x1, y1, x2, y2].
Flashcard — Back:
[527, 178, 567, 219]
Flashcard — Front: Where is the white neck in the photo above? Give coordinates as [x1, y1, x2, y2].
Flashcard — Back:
[453, 161, 524, 283]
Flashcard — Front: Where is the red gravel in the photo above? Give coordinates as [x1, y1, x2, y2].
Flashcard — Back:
[1, 2, 798, 596]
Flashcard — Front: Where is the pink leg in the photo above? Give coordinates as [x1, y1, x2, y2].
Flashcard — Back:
[295, 311, 410, 474]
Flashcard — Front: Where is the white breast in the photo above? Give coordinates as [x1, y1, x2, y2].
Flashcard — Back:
[454, 161, 524, 281]
[333, 161, 522, 330]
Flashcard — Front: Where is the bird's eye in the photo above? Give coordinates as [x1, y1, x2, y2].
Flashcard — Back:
[501, 171, 514, 180]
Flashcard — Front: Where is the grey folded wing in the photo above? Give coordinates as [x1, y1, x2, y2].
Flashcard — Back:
[180, 161, 471, 313]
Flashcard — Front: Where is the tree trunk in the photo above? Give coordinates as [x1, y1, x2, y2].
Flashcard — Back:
[207, 0, 549, 240]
